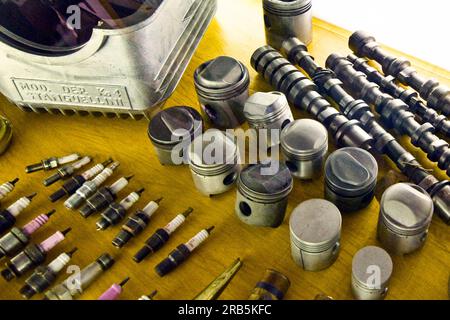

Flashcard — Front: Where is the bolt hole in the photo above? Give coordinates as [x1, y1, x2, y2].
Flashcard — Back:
[285, 160, 298, 173]
[239, 201, 252, 217]
[223, 172, 237, 186]
[204, 105, 218, 122]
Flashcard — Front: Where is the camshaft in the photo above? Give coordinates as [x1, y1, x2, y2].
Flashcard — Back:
[280, 37, 450, 224]
[251, 46, 373, 151]
[349, 31, 450, 116]
[347, 54, 450, 139]
[327, 54, 450, 177]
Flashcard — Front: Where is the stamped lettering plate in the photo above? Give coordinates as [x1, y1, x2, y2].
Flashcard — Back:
[12, 79, 132, 109]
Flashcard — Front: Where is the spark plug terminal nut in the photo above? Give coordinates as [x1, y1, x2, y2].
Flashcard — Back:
[289, 199, 342, 271]
[236, 162, 293, 228]
[194, 56, 250, 129]
[148, 106, 203, 165]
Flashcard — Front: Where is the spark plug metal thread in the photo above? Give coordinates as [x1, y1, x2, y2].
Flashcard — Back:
[98, 277, 130, 300]
[0, 178, 18, 202]
[1, 228, 71, 281]
[0, 210, 56, 259]
[348, 55, 450, 139]
[64, 161, 120, 210]
[112, 198, 163, 248]
[79, 175, 133, 218]
[96, 189, 145, 231]
[0, 193, 36, 234]
[25, 153, 80, 173]
[349, 31, 450, 116]
[50, 159, 114, 202]
[133, 207, 193, 263]
[43, 156, 92, 187]
[155, 226, 215, 277]
[280, 37, 450, 223]
[20, 248, 78, 299]
[250, 46, 374, 151]
[44, 253, 115, 300]
[326, 54, 450, 176]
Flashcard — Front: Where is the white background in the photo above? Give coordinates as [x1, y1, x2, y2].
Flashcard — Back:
[313, 0, 450, 70]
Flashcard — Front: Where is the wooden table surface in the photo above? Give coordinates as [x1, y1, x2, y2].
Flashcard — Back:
[0, 0, 449, 300]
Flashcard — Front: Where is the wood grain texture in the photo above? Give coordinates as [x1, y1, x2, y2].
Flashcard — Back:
[0, 0, 448, 300]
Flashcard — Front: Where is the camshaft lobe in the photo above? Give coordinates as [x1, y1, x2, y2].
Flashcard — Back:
[280, 38, 450, 223]
[251, 46, 373, 151]
[348, 54, 450, 139]
[327, 55, 450, 177]
[349, 31, 450, 116]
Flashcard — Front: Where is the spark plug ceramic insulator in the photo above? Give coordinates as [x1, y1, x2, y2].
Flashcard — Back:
[133, 208, 193, 263]
[20, 248, 78, 299]
[0, 193, 36, 234]
[96, 189, 145, 231]
[138, 290, 158, 300]
[155, 226, 215, 277]
[98, 277, 130, 300]
[250, 46, 374, 151]
[49, 159, 114, 202]
[0, 210, 56, 259]
[44, 253, 115, 300]
[348, 55, 450, 139]
[349, 31, 450, 117]
[281, 37, 450, 224]
[1, 228, 71, 281]
[25, 153, 80, 174]
[64, 162, 120, 210]
[327, 54, 450, 177]
[0, 178, 18, 202]
[43, 156, 92, 187]
[79, 176, 133, 218]
[112, 198, 163, 248]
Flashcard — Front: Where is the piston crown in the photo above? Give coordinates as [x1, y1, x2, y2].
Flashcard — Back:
[263, 0, 312, 16]
[381, 183, 433, 234]
[325, 147, 378, 196]
[194, 56, 249, 97]
[188, 130, 238, 169]
[289, 199, 342, 251]
[148, 107, 203, 146]
[239, 162, 293, 196]
[352, 246, 393, 287]
[281, 119, 328, 160]
[244, 91, 289, 122]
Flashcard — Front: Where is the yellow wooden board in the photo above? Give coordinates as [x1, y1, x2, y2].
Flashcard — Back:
[0, 0, 448, 300]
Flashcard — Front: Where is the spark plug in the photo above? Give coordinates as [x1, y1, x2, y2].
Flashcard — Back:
[44, 253, 115, 300]
[20, 248, 78, 299]
[98, 277, 130, 300]
[96, 189, 145, 231]
[64, 162, 120, 210]
[138, 290, 158, 300]
[0, 178, 19, 202]
[0, 193, 36, 234]
[49, 159, 113, 202]
[1, 228, 71, 281]
[133, 207, 193, 263]
[112, 198, 163, 248]
[43, 156, 92, 187]
[79, 175, 133, 218]
[155, 226, 215, 277]
[25, 153, 80, 174]
[0, 210, 56, 259]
